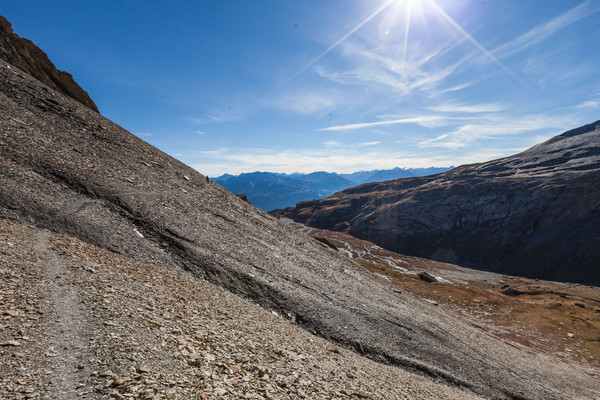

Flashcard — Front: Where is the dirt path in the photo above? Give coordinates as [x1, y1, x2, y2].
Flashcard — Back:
[33, 230, 92, 399]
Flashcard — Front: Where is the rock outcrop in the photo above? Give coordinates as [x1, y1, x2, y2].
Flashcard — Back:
[0, 15, 98, 112]
[275, 121, 600, 286]
[1, 16, 599, 399]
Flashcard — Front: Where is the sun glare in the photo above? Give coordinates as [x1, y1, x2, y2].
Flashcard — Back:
[288, 0, 516, 85]
[386, 0, 516, 78]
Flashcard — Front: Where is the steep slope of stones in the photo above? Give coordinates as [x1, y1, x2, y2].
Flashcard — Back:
[0, 15, 98, 112]
[277, 121, 600, 285]
[0, 217, 489, 400]
[1, 22, 599, 399]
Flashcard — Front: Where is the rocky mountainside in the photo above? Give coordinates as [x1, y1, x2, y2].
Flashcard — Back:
[1, 17, 599, 399]
[276, 121, 600, 286]
[285, 220, 600, 369]
[0, 16, 98, 113]
[1, 217, 490, 400]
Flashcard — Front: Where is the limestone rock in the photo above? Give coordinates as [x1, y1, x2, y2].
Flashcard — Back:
[0, 15, 98, 112]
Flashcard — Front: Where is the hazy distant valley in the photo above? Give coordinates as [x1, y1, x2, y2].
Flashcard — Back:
[214, 167, 451, 211]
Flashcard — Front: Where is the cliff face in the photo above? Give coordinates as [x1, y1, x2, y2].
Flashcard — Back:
[0, 15, 98, 112]
[276, 121, 600, 285]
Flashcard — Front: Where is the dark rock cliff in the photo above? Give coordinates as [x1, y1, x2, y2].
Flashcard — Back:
[275, 121, 600, 285]
[0, 15, 98, 113]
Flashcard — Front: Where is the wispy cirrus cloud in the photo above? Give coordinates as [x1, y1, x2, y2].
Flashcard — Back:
[437, 82, 474, 94]
[358, 141, 381, 146]
[318, 115, 447, 132]
[493, 0, 600, 59]
[322, 140, 381, 149]
[428, 101, 505, 113]
[419, 114, 575, 149]
[197, 148, 230, 157]
[574, 100, 600, 109]
[315, 41, 468, 97]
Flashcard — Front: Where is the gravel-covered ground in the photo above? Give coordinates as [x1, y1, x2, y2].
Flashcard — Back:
[0, 217, 487, 400]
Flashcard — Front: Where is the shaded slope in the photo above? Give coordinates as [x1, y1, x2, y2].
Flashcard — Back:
[1, 36, 599, 399]
[0, 15, 98, 112]
[276, 121, 600, 285]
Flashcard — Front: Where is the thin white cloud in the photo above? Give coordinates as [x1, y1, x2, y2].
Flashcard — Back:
[195, 130, 206, 135]
[197, 148, 229, 156]
[437, 82, 474, 93]
[494, 1, 600, 59]
[418, 114, 575, 149]
[574, 100, 600, 109]
[421, 133, 448, 145]
[321, 140, 380, 149]
[358, 141, 381, 146]
[315, 39, 468, 97]
[429, 101, 505, 113]
[272, 90, 344, 115]
[319, 115, 445, 132]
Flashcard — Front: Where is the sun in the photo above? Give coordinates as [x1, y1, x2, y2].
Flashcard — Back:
[289, 0, 514, 84]
[378, 0, 432, 63]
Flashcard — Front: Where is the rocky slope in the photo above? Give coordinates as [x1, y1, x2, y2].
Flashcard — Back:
[0, 15, 98, 113]
[1, 217, 489, 400]
[1, 19, 600, 399]
[276, 121, 600, 285]
[285, 220, 600, 369]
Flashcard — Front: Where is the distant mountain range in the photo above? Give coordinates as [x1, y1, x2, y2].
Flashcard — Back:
[214, 167, 451, 211]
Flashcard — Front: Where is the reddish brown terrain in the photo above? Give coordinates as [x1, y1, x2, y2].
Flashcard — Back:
[286, 220, 600, 370]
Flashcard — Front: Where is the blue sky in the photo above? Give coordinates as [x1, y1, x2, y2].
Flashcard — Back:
[2, 0, 600, 176]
